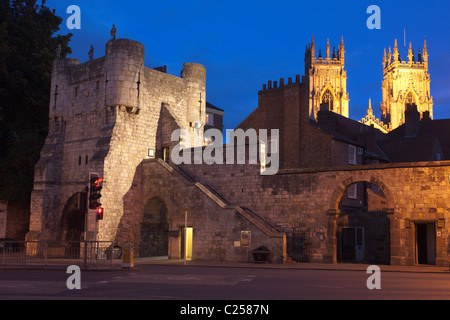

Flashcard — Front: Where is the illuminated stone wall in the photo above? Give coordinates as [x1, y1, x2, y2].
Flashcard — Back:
[27, 39, 206, 243]
[167, 158, 450, 265]
[111, 147, 450, 265]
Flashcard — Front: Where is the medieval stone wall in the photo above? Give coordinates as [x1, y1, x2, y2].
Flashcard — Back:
[117, 159, 285, 263]
[27, 39, 207, 244]
[176, 154, 450, 265]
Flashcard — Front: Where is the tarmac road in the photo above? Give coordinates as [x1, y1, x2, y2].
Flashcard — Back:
[0, 263, 449, 301]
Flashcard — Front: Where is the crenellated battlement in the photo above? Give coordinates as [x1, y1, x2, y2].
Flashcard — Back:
[383, 39, 429, 73]
[305, 36, 345, 73]
[260, 75, 304, 91]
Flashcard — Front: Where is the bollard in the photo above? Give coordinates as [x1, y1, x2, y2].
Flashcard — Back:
[122, 243, 134, 269]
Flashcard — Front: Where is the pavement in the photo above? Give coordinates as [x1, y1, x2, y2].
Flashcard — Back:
[2, 256, 448, 273]
[127, 256, 450, 274]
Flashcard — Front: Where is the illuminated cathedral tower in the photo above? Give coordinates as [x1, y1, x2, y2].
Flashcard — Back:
[380, 39, 433, 130]
[305, 36, 350, 121]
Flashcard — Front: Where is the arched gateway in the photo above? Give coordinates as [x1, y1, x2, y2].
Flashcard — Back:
[327, 176, 394, 265]
[61, 192, 86, 242]
[139, 197, 169, 257]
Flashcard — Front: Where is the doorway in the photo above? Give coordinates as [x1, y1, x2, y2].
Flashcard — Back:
[415, 223, 436, 265]
[180, 227, 193, 261]
[139, 197, 169, 257]
[341, 227, 364, 263]
[61, 192, 86, 242]
[60, 192, 87, 258]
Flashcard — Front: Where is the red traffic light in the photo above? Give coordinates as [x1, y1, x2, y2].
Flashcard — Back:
[88, 173, 103, 210]
[96, 207, 104, 220]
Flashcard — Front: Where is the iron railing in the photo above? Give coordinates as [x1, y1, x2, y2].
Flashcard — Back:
[0, 241, 120, 270]
[286, 230, 311, 263]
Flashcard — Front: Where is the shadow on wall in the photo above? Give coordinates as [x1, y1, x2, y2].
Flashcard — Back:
[336, 181, 391, 265]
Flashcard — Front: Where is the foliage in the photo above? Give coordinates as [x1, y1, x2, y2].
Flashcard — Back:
[0, 0, 72, 206]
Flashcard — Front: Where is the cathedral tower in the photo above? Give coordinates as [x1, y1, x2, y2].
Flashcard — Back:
[381, 39, 433, 130]
[305, 36, 349, 121]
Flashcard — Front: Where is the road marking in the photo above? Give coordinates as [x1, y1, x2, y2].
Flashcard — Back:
[0, 283, 33, 288]
[240, 276, 256, 283]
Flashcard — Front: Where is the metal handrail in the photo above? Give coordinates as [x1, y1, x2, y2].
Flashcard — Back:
[0, 240, 117, 269]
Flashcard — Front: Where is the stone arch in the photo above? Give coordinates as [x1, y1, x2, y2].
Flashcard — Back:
[328, 175, 395, 265]
[60, 192, 86, 242]
[329, 175, 394, 212]
[139, 196, 169, 257]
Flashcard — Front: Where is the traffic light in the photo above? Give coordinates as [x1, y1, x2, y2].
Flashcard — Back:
[88, 173, 103, 210]
[96, 207, 104, 220]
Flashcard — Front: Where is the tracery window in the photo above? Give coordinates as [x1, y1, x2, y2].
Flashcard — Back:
[405, 92, 416, 108]
[320, 89, 334, 111]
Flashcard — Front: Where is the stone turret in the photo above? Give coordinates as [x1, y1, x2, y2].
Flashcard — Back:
[181, 62, 207, 125]
[49, 58, 80, 120]
[104, 39, 145, 110]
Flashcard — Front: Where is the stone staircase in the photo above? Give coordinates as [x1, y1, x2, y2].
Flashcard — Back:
[156, 159, 282, 239]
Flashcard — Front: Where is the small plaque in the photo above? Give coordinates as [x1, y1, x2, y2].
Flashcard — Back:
[241, 231, 251, 247]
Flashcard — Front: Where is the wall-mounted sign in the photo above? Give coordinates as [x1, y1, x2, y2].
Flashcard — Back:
[241, 231, 251, 247]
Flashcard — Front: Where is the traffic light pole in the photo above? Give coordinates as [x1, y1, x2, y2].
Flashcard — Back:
[86, 172, 101, 241]
[84, 178, 90, 241]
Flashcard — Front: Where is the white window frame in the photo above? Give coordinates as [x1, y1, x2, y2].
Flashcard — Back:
[205, 113, 214, 126]
[348, 145, 357, 165]
[348, 183, 357, 199]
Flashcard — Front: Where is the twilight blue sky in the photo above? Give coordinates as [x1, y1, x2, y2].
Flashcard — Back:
[46, 0, 450, 131]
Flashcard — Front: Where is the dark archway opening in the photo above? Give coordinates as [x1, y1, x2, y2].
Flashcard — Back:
[139, 197, 169, 257]
[60, 192, 87, 258]
[336, 181, 391, 265]
[61, 192, 86, 242]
